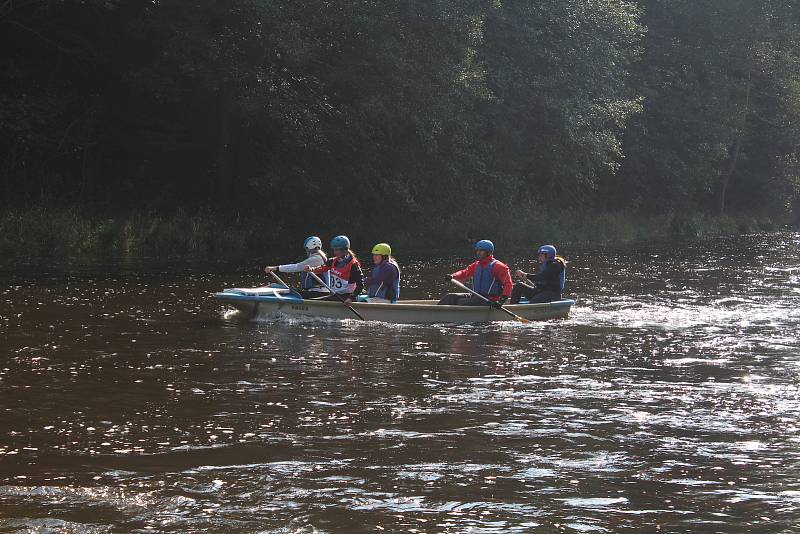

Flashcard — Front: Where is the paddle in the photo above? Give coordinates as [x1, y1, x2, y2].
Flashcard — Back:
[450, 278, 531, 324]
[306, 269, 365, 321]
[516, 279, 539, 291]
[268, 270, 291, 289]
[266, 270, 306, 299]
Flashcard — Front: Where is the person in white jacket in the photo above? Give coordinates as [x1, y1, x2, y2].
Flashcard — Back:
[264, 236, 331, 298]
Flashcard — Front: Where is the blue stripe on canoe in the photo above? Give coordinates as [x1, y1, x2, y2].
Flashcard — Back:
[214, 292, 304, 303]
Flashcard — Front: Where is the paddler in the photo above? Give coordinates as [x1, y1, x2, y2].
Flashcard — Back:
[264, 236, 330, 298]
[307, 235, 364, 303]
[364, 243, 401, 303]
[438, 239, 513, 306]
[510, 244, 567, 303]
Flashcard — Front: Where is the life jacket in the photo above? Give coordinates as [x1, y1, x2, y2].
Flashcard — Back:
[473, 259, 502, 297]
[538, 258, 566, 292]
[329, 254, 360, 294]
[367, 258, 401, 301]
[300, 250, 329, 290]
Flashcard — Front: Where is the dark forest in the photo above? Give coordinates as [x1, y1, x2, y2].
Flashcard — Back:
[2, 0, 799, 256]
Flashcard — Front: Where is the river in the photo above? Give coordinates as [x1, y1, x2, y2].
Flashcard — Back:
[1, 232, 798, 532]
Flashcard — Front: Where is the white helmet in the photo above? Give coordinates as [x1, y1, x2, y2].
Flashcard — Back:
[303, 236, 323, 251]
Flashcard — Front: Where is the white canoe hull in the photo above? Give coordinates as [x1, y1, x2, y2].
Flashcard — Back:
[214, 289, 573, 324]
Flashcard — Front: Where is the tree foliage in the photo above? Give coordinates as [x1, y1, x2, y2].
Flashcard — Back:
[607, 0, 800, 215]
[1, 0, 798, 236]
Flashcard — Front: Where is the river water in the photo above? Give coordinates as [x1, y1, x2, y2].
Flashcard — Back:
[0, 233, 798, 532]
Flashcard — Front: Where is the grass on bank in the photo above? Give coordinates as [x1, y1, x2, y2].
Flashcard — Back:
[0, 208, 271, 259]
[0, 207, 790, 260]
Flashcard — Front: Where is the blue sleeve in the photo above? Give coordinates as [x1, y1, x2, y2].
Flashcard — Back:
[367, 264, 394, 287]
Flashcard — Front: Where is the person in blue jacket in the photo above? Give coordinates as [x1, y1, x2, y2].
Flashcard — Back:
[364, 243, 401, 303]
[511, 244, 566, 304]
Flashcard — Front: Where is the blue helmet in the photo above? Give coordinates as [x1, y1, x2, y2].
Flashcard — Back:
[330, 235, 351, 250]
[538, 244, 557, 260]
[474, 239, 495, 253]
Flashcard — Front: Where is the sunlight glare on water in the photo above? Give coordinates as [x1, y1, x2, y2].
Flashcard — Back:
[0, 232, 799, 531]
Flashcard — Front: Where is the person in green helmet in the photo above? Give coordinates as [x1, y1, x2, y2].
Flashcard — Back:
[364, 243, 401, 303]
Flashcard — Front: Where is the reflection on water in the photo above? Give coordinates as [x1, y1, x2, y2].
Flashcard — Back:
[1, 233, 799, 531]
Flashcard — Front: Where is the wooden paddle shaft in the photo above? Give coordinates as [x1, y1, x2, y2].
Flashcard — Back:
[450, 278, 530, 324]
[307, 269, 365, 321]
[269, 270, 291, 288]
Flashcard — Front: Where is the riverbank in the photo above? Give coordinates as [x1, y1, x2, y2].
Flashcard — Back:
[0, 207, 790, 260]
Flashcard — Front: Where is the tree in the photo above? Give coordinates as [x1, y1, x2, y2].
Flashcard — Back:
[610, 0, 800, 216]
[479, 0, 643, 206]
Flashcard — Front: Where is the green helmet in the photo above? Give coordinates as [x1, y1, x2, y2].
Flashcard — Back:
[371, 242, 392, 256]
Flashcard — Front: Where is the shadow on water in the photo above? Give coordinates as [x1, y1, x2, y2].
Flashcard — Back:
[1, 232, 799, 531]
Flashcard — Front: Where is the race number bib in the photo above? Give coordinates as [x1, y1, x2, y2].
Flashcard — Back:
[329, 274, 350, 293]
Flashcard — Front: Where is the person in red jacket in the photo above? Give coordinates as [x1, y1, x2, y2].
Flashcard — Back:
[309, 235, 364, 303]
[438, 240, 513, 306]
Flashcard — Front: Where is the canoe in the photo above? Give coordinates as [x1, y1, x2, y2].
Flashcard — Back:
[214, 286, 574, 324]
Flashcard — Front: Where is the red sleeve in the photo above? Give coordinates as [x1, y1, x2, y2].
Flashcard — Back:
[314, 258, 332, 274]
[493, 261, 514, 298]
[452, 261, 478, 282]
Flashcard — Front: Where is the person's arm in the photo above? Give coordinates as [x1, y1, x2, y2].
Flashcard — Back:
[363, 264, 376, 288]
[350, 262, 364, 295]
[310, 258, 332, 274]
[495, 263, 514, 299]
[364, 264, 388, 289]
[276, 255, 324, 273]
[451, 262, 477, 282]
[364, 266, 383, 289]
[527, 261, 560, 282]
